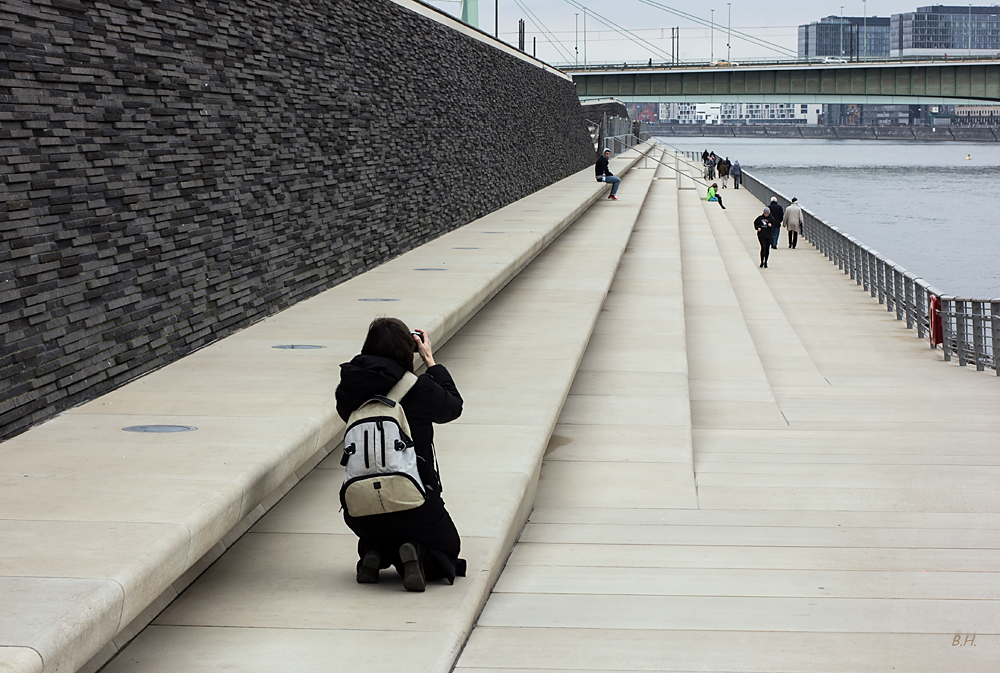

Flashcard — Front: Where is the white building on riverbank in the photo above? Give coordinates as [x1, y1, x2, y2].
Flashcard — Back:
[659, 103, 821, 125]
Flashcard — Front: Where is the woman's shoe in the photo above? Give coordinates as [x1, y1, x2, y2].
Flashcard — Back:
[356, 550, 381, 584]
[399, 542, 426, 592]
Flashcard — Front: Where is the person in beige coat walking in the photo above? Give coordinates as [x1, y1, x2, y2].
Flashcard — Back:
[782, 197, 804, 249]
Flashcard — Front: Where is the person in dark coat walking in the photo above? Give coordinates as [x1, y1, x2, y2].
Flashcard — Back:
[731, 160, 742, 189]
[755, 207, 774, 268]
[336, 317, 465, 591]
[595, 148, 621, 200]
[768, 197, 784, 249]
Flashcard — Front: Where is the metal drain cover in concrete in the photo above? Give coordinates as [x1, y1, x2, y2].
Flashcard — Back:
[272, 345, 326, 350]
[123, 425, 197, 433]
[358, 298, 399, 302]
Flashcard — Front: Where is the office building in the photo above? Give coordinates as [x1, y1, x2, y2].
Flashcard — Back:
[657, 103, 821, 125]
[891, 6, 1000, 56]
[954, 104, 1000, 126]
[798, 15, 891, 59]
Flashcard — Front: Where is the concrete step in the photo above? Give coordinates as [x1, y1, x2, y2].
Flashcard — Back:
[697, 189, 829, 391]
[676, 165, 786, 447]
[0, 144, 654, 673]
[454, 150, 697, 671]
[88, 151, 660, 673]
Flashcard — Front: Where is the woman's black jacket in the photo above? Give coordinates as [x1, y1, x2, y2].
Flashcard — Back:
[336, 354, 462, 492]
[754, 215, 773, 238]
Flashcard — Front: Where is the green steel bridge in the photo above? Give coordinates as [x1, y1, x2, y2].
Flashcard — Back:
[566, 58, 1000, 104]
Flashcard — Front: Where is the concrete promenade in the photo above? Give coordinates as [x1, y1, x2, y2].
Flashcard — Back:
[6, 145, 1000, 673]
[455, 158, 1000, 672]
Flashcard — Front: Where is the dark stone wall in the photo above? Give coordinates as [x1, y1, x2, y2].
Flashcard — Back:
[0, 0, 594, 440]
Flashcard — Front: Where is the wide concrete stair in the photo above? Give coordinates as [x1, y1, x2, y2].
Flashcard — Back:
[453, 151, 1000, 672]
[0, 144, 656, 673]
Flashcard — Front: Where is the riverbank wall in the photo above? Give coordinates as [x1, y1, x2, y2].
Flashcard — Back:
[0, 0, 595, 441]
[652, 124, 998, 141]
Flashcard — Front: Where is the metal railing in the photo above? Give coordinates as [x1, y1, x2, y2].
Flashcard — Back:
[592, 115, 651, 156]
[680, 151, 999, 376]
[563, 53, 1000, 71]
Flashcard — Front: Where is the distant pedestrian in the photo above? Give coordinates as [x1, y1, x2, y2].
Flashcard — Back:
[768, 197, 784, 249]
[707, 152, 717, 180]
[755, 207, 774, 268]
[782, 197, 804, 248]
[718, 157, 730, 188]
[707, 183, 726, 209]
[595, 148, 621, 201]
[731, 160, 742, 189]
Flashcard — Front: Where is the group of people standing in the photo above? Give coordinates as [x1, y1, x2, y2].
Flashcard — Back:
[702, 150, 741, 190]
[754, 196, 804, 268]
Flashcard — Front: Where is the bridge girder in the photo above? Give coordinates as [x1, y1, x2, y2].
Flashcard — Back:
[571, 63, 1000, 104]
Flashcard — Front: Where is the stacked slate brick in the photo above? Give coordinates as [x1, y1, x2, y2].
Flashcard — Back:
[0, 0, 595, 440]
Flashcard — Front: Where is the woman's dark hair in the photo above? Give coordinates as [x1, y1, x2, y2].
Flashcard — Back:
[361, 317, 415, 373]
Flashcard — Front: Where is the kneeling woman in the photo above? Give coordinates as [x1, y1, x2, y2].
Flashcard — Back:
[336, 317, 464, 591]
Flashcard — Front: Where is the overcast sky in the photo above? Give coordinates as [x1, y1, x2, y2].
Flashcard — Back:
[424, 0, 938, 64]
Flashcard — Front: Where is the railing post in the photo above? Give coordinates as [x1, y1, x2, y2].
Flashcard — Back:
[903, 273, 915, 330]
[875, 259, 889, 304]
[888, 263, 897, 315]
[892, 266, 906, 320]
[991, 299, 1000, 376]
[941, 296, 953, 362]
[972, 301, 986, 372]
[868, 250, 877, 298]
[915, 280, 926, 338]
[859, 245, 867, 291]
[956, 299, 968, 366]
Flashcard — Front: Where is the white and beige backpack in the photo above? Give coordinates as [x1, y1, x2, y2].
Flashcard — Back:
[339, 372, 425, 517]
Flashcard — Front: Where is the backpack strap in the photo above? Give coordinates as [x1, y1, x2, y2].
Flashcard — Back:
[385, 371, 418, 405]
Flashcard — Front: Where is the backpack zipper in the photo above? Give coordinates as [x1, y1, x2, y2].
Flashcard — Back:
[363, 430, 369, 469]
[378, 419, 386, 466]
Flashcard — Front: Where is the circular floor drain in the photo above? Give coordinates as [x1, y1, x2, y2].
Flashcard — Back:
[123, 425, 197, 433]
[358, 298, 399, 302]
[272, 345, 326, 350]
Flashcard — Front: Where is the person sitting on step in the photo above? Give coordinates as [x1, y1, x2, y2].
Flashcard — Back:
[707, 183, 726, 209]
[595, 148, 621, 201]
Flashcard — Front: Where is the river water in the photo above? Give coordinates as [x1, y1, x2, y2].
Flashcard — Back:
[658, 137, 1000, 298]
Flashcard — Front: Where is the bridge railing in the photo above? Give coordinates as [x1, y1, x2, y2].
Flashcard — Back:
[678, 150, 1000, 376]
[565, 53, 1000, 71]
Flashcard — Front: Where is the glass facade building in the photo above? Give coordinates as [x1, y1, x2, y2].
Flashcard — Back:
[891, 6, 1000, 56]
[798, 16, 891, 59]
